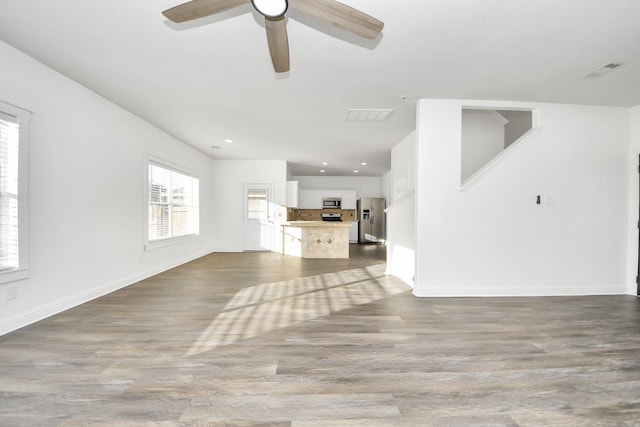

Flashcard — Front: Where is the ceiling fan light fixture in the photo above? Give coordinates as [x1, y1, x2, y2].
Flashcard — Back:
[163, 0, 383, 73]
[251, 0, 288, 18]
[583, 62, 622, 79]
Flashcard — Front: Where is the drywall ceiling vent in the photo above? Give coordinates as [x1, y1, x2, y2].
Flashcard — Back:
[346, 108, 394, 121]
[583, 62, 622, 79]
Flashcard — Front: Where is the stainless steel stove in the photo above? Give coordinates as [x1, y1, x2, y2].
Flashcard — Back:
[321, 212, 342, 222]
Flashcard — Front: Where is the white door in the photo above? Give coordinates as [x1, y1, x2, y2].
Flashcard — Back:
[243, 183, 274, 251]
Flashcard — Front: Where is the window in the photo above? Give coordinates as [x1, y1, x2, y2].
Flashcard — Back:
[147, 160, 199, 244]
[246, 188, 268, 220]
[0, 101, 30, 284]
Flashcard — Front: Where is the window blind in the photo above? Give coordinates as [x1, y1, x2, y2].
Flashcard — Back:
[148, 161, 199, 242]
[0, 112, 19, 270]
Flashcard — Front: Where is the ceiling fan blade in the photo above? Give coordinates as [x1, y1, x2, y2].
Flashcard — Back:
[265, 16, 290, 73]
[162, 0, 247, 23]
[290, 0, 383, 39]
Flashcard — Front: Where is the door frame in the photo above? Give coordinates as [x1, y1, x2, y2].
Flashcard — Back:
[242, 183, 275, 252]
[637, 155, 640, 295]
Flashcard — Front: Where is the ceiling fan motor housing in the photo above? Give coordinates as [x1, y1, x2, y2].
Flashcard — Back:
[251, 0, 288, 18]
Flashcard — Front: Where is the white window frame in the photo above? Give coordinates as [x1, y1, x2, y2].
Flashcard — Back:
[0, 101, 30, 284]
[145, 156, 200, 250]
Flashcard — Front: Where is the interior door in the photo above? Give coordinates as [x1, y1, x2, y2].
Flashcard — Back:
[243, 183, 274, 251]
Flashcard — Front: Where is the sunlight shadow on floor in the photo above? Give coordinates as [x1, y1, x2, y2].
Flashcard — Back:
[186, 263, 409, 355]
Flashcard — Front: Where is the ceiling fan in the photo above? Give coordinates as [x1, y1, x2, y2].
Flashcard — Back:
[162, 0, 384, 73]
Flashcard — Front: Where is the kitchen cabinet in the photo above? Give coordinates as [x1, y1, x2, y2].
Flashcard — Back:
[349, 221, 358, 243]
[286, 181, 299, 207]
[320, 191, 341, 200]
[341, 191, 357, 209]
[299, 189, 322, 209]
[299, 189, 357, 209]
[282, 221, 351, 258]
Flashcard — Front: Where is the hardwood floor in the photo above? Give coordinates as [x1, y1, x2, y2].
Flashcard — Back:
[1, 245, 640, 426]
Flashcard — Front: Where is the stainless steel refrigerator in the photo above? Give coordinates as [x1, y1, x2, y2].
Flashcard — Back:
[357, 198, 386, 243]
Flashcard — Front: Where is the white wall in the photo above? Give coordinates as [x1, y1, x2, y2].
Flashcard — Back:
[0, 42, 216, 335]
[388, 131, 416, 205]
[627, 105, 640, 294]
[416, 99, 629, 297]
[292, 176, 383, 199]
[381, 172, 392, 204]
[385, 131, 416, 287]
[502, 110, 533, 148]
[211, 159, 287, 252]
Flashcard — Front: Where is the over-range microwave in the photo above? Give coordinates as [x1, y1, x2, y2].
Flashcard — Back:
[322, 198, 342, 209]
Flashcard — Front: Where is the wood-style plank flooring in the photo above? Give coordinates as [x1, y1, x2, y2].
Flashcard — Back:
[1, 245, 640, 426]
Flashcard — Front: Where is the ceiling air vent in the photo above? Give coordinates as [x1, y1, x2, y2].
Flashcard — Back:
[346, 109, 394, 121]
[583, 62, 622, 79]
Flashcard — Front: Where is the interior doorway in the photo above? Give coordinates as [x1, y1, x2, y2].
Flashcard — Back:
[637, 155, 640, 295]
[243, 183, 274, 252]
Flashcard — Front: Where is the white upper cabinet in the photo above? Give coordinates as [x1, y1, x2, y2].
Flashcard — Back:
[299, 189, 322, 209]
[286, 181, 299, 207]
[340, 191, 357, 209]
[299, 189, 357, 209]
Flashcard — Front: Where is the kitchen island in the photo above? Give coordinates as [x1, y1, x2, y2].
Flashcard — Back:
[281, 221, 352, 259]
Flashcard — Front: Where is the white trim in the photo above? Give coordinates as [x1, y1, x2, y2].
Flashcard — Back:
[145, 153, 199, 178]
[384, 190, 415, 214]
[144, 234, 200, 251]
[0, 268, 28, 284]
[0, 100, 30, 284]
[148, 159, 198, 180]
[489, 110, 510, 125]
[413, 284, 629, 298]
[211, 246, 244, 253]
[242, 182, 275, 251]
[144, 154, 200, 246]
[0, 248, 215, 336]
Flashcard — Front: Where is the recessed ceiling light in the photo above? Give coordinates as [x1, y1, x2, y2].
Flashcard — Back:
[224, 139, 233, 144]
[322, 162, 328, 165]
[361, 162, 367, 166]
[320, 169, 326, 173]
[353, 170, 359, 173]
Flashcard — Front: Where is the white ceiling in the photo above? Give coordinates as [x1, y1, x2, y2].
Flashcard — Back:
[1, 0, 639, 176]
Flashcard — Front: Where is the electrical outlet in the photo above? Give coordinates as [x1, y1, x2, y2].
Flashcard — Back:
[537, 195, 554, 207]
[6, 284, 17, 301]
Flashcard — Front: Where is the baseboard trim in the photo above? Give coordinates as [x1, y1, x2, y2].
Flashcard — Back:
[413, 284, 629, 297]
[387, 270, 414, 289]
[211, 247, 243, 253]
[0, 249, 214, 336]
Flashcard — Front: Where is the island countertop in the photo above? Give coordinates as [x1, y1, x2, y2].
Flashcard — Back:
[282, 221, 353, 227]
[281, 221, 351, 258]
